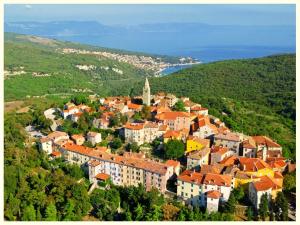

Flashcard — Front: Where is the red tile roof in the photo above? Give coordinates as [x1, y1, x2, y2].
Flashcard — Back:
[242, 138, 256, 149]
[164, 130, 181, 139]
[207, 190, 221, 199]
[253, 176, 282, 192]
[268, 160, 286, 169]
[51, 151, 61, 157]
[239, 157, 271, 172]
[165, 160, 180, 168]
[252, 136, 281, 148]
[214, 132, 240, 142]
[40, 137, 51, 143]
[95, 173, 110, 181]
[156, 111, 190, 120]
[128, 103, 142, 110]
[274, 171, 283, 179]
[48, 131, 68, 140]
[178, 170, 204, 185]
[71, 134, 84, 140]
[62, 143, 172, 175]
[219, 156, 239, 166]
[178, 170, 231, 187]
[203, 173, 232, 187]
[124, 122, 144, 130]
[211, 146, 229, 155]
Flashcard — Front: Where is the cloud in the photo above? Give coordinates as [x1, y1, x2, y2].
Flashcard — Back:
[25, 5, 32, 9]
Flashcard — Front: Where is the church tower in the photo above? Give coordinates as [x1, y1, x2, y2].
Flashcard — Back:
[142, 77, 151, 106]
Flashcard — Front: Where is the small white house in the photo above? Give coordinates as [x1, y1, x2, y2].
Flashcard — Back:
[39, 137, 53, 154]
[206, 190, 221, 213]
[87, 131, 102, 145]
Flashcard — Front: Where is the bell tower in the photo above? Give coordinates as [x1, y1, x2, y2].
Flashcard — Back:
[142, 77, 151, 106]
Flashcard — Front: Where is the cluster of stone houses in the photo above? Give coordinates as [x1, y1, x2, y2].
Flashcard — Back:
[37, 78, 294, 214]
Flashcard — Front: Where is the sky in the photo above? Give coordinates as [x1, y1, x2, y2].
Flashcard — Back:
[4, 4, 296, 26]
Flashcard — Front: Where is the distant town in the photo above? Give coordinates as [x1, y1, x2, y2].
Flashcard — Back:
[30, 78, 295, 217]
[60, 48, 200, 75]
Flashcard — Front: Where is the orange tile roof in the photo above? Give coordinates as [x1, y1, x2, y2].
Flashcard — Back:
[188, 148, 211, 160]
[164, 130, 181, 139]
[159, 124, 168, 131]
[211, 145, 229, 155]
[203, 173, 232, 187]
[239, 157, 271, 172]
[40, 137, 51, 143]
[268, 160, 286, 169]
[95, 146, 108, 152]
[219, 156, 239, 166]
[165, 160, 180, 168]
[51, 151, 61, 157]
[95, 173, 110, 181]
[71, 134, 84, 140]
[242, 138, 256, 149]
[253, 175, 282, 192]
[62, 142, 93, 155]
[207, 190, 221, 199]
[128, 103, 142, 110]
[274, 171, 283, 179]
[124, 122, 144, 130]
[191, 106, 208, 111]
[156, 111, 190, 120]
[144, 122, 159, 129]
[214, 132, 240, 142]
[73, 112, 83, 117]
[62, 143, 172, 175]
[252, 136, 281, 148]
[48, 131, 68, 139]
[178, 170, 204, 185]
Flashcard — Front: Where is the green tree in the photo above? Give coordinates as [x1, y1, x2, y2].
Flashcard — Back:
[45, 203, 57, 221]
[164, 139, 185, 159]
[141, 105, 152, 120]
[273, 192, 288, 221]
[125, 210, 133, 221]
[258, 193, 269, 221]
[173, 100, 187, 112]
[246, 206, 254, 221]
[126, 142, 139, 152]
[232, 186, 245, 202]
[134, 203, 144, 221]
[63, 199, 78, 221]
[224, 193, 236, 214]
[22, 204, 36, 221]
[283, 172, 296, 192]
[110, 137, 122, 150]
[109, 115, 120, 127]
[72, 94, 88, 105]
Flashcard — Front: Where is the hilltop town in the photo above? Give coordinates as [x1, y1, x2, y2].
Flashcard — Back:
[32, 78, 295, 219]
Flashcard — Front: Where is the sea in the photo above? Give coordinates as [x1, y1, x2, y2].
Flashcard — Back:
[159, 45, 295, 75]
[47, 35, 294, 76]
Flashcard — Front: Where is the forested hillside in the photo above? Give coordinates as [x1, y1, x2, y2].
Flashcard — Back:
[4, 32, 182, 101]
[152, 54, 296, 159]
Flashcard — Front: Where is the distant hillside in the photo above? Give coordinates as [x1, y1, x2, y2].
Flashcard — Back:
[4, 32, 182, 100]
